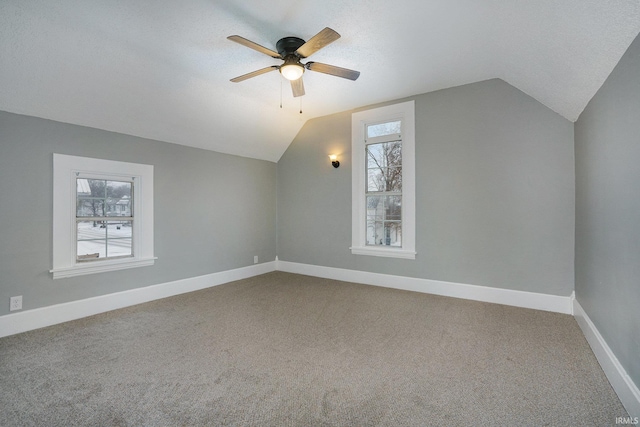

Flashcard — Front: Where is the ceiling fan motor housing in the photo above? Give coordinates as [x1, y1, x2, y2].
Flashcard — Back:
[276, 37, 305, 57]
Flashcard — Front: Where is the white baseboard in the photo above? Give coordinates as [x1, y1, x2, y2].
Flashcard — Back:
[4, 258, 635, 416]
[0, 261, 276, 338]
[574, 299, 640, 418]
[276, 260, 574, 315]
[0, 259, 574, 335]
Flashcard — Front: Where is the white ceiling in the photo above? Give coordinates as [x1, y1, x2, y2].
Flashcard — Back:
[1, 1, 639, 162]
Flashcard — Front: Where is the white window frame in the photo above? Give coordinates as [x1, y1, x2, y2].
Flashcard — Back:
[351, 100, 416, 259]
[51, 154, 155, 279]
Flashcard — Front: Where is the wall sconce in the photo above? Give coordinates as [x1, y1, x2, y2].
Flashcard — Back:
[329, 154, 340, 168]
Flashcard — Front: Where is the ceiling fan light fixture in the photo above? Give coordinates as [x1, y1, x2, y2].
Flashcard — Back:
[280, 62, 304, 81]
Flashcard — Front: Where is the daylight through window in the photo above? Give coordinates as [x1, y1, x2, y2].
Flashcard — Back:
[366, 121, 403, 247]
[76, 178, 134, 261]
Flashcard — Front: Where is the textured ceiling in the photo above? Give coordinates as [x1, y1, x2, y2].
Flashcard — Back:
[1, 1, 639, 162]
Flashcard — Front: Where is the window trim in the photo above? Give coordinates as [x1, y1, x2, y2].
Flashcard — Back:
[351, 100, 416, 259]
[51, 154, 155, 279]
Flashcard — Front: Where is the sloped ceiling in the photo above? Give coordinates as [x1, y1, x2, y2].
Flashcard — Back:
[1, 1, 639, 162]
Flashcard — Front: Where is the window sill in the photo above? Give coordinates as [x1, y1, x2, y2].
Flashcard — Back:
[350, 246, 416, 259]
[50, 257, 157, 279]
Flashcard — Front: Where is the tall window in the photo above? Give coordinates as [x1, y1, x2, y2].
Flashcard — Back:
[352, 101, 415, 259]
[52, 154, 155, 279]
[366, 121, 403, 247]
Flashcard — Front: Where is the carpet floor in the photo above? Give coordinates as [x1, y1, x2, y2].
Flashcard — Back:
[0, 272, 628, 426]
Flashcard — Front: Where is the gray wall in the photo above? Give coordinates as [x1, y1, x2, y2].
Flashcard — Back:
[0, 111, 276, 317]
[277, 79, 575, 296]
[575, 34, 640, 388]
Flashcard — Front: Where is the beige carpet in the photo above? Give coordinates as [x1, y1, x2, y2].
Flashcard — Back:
[0, 272, 627, 426]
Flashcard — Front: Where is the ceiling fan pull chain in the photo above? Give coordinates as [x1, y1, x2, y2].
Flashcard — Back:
[299, 97, 302, 114]
[280, 77, 283, 109]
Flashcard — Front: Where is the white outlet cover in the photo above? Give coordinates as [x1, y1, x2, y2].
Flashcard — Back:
[10, 296, 22, 311]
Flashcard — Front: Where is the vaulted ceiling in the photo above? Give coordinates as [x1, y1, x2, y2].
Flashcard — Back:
[1, 1, 639, 162]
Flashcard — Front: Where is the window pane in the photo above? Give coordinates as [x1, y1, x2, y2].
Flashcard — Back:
[76, 179, 133, 218]
[385, 141, 402, 167]
[367, 143, 386, 168]
[77, 221, 107, 240]
[367, 141, 402, 168]
[385, 196, 402, 220]
[366, 221, 402, 246]
[366, 142, 402, 192]
[366, 195, 384, 220]
[367, 167, 402, 192]
[385, 167, 402, 191]
[385, 222, 402, 247]
[367, 120, 401, 138]
[106, 221, 132, 238]
[366, 221, 384, 245]
[366, 195, 403, 247]
[113, 195, 132, 216]
[77, 221, 133, 260]
[77, 198, 105, 217]
[106, 181, 133, 217]
[107, 239, 132, 258]
[76, 178, 91, 195]
[367, 168, 385, 192]
[77, 240, 106, 260]
[85, 179, 107, 197]
[105, 219, 132, 258]
[105, 196, 132, 217]
[106, 180, 132, 198]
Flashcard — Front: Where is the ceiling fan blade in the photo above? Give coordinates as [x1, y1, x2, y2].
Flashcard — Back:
[290, 77, 305, 97]
[227, 35, 281, 58]
[295, 27, 341, 58]
[230, 66, 279, 82]
[306, 62, 360, 81]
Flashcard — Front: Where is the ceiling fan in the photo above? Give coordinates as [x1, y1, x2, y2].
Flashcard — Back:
[227, 27, 360, 97]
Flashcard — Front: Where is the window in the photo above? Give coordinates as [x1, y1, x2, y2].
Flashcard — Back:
[52, 154, 155, 279]
[76, 178, 133, 261]
[351, 101, 416, 259]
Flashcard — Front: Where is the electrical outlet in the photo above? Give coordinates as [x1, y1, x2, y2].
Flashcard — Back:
[10, 296, 22, 311]
[254, 255, 258, 264]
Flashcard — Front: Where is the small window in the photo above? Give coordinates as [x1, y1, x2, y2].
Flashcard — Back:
[76, 178, 134, 261]
[366, 120, 401, 139]
[52, 154, 155, 279]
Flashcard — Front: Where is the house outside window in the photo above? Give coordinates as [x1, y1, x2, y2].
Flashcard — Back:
[351, 101, 416, 259]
